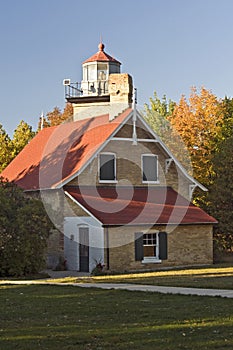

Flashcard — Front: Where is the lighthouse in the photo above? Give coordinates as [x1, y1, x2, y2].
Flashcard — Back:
[64, 42, 133, 120]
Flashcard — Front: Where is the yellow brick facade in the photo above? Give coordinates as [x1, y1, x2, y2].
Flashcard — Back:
[38, 114, 213, 272]
[105, 224, 213, 272]
[68, 118, 191, 199]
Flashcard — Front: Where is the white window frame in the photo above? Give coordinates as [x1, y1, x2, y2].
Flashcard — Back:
[98, 152, 117, 183]
[142, 232, 161, 263]
[141, 154, 159, 184]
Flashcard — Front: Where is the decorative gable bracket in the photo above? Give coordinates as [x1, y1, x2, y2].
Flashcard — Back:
[189, 184, 197, 200]
[165, 158, 173, 173]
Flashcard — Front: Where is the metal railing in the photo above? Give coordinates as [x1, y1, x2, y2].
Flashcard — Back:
[65, 81, 109, 98]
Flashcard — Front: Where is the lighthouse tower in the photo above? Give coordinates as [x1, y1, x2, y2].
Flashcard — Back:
[64, 42, 133, 121]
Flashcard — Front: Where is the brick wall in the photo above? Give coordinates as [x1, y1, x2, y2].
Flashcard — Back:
[68, 137, 190, 199]
[106, 224, 213, 272]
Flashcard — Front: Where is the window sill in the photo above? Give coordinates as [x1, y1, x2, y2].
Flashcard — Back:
[99, 180, 118, 184]
[142, 181, 160, 184]
[142, 257, 162, 264]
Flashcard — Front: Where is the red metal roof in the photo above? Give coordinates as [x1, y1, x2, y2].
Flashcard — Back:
[65, 186, 217, 225]
[1, 109, 131, 190]
[83, 43, 121, 64]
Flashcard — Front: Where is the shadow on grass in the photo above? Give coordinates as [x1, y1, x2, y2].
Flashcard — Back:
[1, 285, 233, 349]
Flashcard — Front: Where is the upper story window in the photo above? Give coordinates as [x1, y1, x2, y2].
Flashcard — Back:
[142, 154, 158, 183]
[99, 153, 116, 182]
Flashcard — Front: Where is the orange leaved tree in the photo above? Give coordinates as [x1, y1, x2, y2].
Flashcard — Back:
[169, 87, 224, 188]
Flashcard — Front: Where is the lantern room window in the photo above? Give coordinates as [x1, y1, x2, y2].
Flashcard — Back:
[97, 63, 108, 80]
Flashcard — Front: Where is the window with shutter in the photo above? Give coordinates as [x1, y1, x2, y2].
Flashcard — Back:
[134, 231, 168, 263]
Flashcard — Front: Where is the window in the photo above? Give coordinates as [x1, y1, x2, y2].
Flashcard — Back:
[99, 153, 116, 182]
[97, 63, 108, 80]
[142, 155, 158, 183]
[143, 233, 159, 259]
[135, 232, 167, 263]
[87, 64, 96, 81]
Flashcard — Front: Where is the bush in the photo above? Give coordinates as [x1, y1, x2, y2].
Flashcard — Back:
[0, 178, 54, 277]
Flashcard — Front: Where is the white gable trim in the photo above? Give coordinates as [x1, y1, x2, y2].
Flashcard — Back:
[58, 108, 206, 192]
[64, 190, 103, 225]
[54, 110, 134, 188]
[135, 110, 207, 192]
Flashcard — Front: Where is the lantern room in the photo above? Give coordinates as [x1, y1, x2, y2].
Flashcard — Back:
[81, 42, 121, 96]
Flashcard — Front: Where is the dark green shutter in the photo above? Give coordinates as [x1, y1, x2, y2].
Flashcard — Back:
[135, 232, 144, 261]
[159, 232, 168, 260]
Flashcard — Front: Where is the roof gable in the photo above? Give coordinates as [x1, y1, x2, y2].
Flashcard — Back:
[134, 111, 207, 191]
[1, 109, 132, 190]
[1, 107, 207, 193]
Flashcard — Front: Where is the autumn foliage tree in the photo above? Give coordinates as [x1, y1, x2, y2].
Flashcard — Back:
[143, 91, 193, 173]
[168, 87, 224, 187]
[38, 103, 73, 129]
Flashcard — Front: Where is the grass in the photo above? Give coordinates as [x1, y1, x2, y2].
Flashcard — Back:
[42, 264, 233, 290]
[93, 264, 233, 289]
[1, 284, 233, 350]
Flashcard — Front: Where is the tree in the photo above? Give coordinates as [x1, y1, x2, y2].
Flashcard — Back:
[0, 125, 12, 172]
[143, 91, 175, 141]
[0, 179, 54, 276]
[207, 136, 233, 256]
[38, 103, 73, 129]
[168, 87, 224, 187]
[219, 97, 233, 140]
[11, 120, 35, 158]
[143, 91, 193, 172]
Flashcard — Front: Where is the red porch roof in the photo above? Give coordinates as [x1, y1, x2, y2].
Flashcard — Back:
[65, 186, 217, 225]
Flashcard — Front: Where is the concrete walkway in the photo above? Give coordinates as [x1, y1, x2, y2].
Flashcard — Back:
[1, 279, 233, 298]
[77, 283, 233, 298]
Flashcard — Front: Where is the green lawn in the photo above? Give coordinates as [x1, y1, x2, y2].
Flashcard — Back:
[44, 264, 233, 290]
[1, 284, 233, 350]
[92, 265, 233, 289]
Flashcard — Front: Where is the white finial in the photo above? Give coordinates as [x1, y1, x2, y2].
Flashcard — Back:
[40, 111, 44, 130]
[132, 88, 137, 145]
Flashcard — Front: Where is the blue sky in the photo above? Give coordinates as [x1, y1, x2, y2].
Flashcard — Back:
[1, 0, 233, 135]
